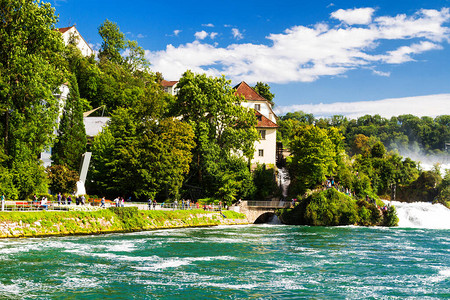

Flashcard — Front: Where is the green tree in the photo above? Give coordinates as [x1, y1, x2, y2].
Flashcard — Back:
[288, 125, 341, 195]
[46, 164, 79, 194]
[0, 0, 66, 197]
[98, 19, 126, 64]
[172, 71, 259, 200]
[253, 82, 275, 106]
[51, 73, 87, 171]
[89, 108, 195, 200]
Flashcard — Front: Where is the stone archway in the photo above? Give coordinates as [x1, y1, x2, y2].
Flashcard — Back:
[254, 212, 277, 224]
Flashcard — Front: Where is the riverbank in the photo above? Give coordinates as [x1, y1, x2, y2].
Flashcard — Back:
[0, 207, 248, 238]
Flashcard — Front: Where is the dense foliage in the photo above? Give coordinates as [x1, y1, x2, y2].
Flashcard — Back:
[46, 164, 79, 194]
[279, 111, 449, 204]
[0, 0, 67, 198]
[170, 71, 259, 205]
[287, 125, 344, 195]
[279, 112, 449, 157]
[278, 189, 398, 226]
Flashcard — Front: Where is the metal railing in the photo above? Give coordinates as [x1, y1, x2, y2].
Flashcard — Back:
[246, 200, 288, 208]
[147, 202, 223, 211]
[2, 201, 70, 211]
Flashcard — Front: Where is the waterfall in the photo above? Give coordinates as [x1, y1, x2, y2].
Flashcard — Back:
[268, 214, 282, 224]
[278, 167, 291, 198]
[388, 201, 450, 229]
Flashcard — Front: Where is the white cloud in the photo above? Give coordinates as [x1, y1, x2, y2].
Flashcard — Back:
[331, 7, 375, 25]
[202, 23, 215, 27]
[137, 33, 146, 38]
[173, 29, 181, 36]
[194, 30, 208, 40]
[372, 69, 391, 77]
[147, 8, 450, 83]
[273, 94, 450, 119]
[381, 41, 441, 64]
[194, 31, 218, 40]
[231, 28, 243, 39]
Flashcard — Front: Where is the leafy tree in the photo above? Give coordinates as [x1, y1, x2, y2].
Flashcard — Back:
[98, 19, 126, 64]
[172, 71, 258, 200]
[252, 164, 279, 200]
[288, 125, 341, 195]
[253, 82, 275, 106]
[89, 108, 195, 200]
[46, 164, 79, 194]
[51, 73, 87, 171]
[436, 170, 450, 205]
[0, 0, 66, 197]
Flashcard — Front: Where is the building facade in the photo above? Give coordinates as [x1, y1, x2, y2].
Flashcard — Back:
[58, 26, 93, 57]
[234, 82, 278, 167]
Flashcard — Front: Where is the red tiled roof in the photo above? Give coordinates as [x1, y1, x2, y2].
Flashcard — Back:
[255, 111, 277, 128]
[57, 26, 74, 34]
[161, 80, 178, 87]
[234, 81, 266, 101]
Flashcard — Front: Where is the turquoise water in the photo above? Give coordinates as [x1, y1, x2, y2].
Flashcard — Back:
[0, 225, 449, 299]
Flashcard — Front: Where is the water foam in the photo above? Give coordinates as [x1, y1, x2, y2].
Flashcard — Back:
[389, 201, 450, 229]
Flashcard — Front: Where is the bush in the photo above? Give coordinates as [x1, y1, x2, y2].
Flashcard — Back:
[278, 188, 395, 226]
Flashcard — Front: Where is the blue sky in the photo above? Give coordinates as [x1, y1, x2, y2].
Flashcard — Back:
[53, 0, 450, 118]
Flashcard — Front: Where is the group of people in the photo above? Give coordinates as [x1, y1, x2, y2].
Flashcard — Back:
[56, 193, 86, 206]
[324, 179, 356, 197]
[113, 197, 125, 207]
[147, 198, 157, 210]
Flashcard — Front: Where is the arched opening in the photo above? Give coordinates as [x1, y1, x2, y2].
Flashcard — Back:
[254, 212, 278, 224]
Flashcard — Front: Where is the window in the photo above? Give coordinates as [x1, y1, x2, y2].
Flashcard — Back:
[258, 149, 264, 157]
[257, 115, 262, 121]
[254, 104, 261, 111]
[258, 130, 266, 140]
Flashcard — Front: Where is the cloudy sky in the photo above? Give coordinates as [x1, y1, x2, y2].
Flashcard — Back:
[54, 0, 450, 118]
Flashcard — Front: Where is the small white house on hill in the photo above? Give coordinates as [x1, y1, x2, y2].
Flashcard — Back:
[161, 80, 179, 95]
[161, 80, 278, 168]
[234, 82, 278, 168]
[58, 26, 93, 57]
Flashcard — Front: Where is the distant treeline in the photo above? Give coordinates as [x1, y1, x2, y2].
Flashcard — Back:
[278, 112, 450, 156]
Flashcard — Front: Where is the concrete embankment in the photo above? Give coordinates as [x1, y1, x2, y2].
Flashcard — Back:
[0, 208, 248, 238]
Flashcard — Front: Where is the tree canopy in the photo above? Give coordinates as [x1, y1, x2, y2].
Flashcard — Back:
[0, 0, 67, 198]
[171, 71, 259, 204]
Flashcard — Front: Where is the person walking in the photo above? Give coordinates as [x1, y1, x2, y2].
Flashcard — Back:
[57, 192, 62, 205]
[100, 197, 106, 208]
[148, 198, 152, 210]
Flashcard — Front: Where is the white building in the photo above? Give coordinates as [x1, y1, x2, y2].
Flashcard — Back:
[234, 82, 278, 168]
[161, 80, 278, 168]
[58, 26, 93, 57]
[161, 80, 179, 95]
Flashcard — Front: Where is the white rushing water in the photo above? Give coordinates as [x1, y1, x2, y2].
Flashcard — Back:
[278, 167, 291, 198]
[388, 201, 450, 229]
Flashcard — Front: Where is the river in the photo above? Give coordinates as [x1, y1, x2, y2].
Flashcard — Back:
[0, 202, 449, 299]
